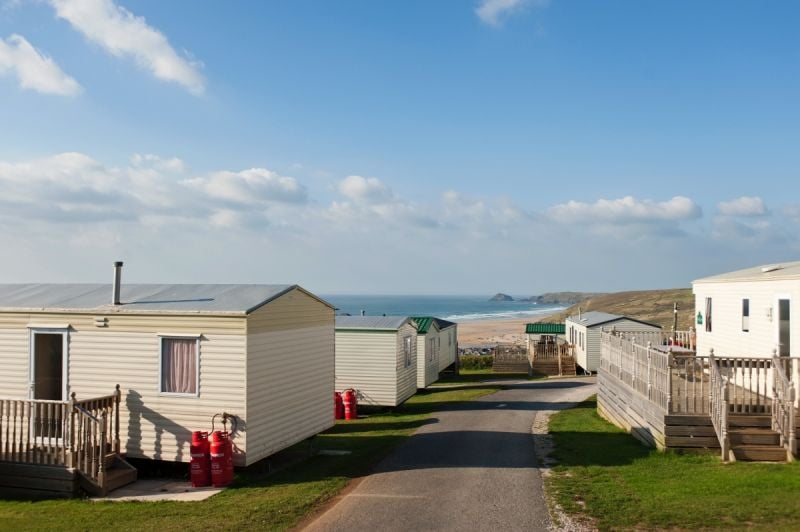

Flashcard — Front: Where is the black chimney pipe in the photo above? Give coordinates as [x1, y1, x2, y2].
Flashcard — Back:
[113, 261, 123, 305]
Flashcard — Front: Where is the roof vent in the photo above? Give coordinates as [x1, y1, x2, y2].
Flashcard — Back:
[761, 264, 782, 273]
[112, 261, 123, 305]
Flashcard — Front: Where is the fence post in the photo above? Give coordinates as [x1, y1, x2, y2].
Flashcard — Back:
[666, 348, 674, 413]
[114, 384, 121, 455]
[68, 392, 77, 468]
[99, 411, 107, 493]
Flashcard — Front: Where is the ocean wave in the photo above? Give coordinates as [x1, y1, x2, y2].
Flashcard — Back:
[444, 306, 566, 322]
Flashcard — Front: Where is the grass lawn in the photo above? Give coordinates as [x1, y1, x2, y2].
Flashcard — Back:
[431, 368, 540, 385]
[0, 385, 500, 531]
[547, 396, 800, 531]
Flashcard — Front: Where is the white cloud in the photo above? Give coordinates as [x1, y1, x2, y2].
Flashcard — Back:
[475, 0, 549, 27]
[0, 152, 309, 229]
[183, 168, 307, 206]
[337, 175, 394, 204]
[549, 195, 702, 224]
[50, 0, 204, 94]
[717, 196, 768, 217]
[130, 153, 186, 173]
[0, 34, 81, 95]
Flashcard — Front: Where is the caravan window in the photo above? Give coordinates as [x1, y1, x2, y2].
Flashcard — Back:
[403, 336, 413, 367]
[742, 299, 750, 332]
[705, 298, 713, 332]
[160, 337, 199, 395]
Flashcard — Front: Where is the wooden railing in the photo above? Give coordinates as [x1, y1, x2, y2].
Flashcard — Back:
[772, 354, 797, 461]
[603, 328, 697, 351]
[709, 351, 731, 461]
[600, 331, 799, 417]
[532, 342, 560, 360]
[0, 385, 122, 490]
[600, 333, 672, 412]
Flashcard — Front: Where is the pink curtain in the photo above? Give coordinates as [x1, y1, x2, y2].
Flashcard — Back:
[162, 338, 197, 394]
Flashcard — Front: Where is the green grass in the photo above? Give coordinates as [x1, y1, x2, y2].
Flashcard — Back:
[431, 369, 539, 386]
[0, 385, 500, 531]
[547, 396, 800, 531]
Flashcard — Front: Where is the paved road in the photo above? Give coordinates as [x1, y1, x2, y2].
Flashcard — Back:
[303, 377, 597, 532]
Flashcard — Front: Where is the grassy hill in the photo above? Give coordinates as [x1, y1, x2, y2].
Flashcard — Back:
[542, 288, 695, 330]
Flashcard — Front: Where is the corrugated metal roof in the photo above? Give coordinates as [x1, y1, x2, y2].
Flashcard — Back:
[693, 261, 800, 284]
[411, 316, 457, 334]
[433, 317, 456, 330]
[411, 316, 434, 334]
[335, 316, 411, 330]
[0, 284, 322, 314]
[525, 322, 565, 334]
[565, 310, 660, 329]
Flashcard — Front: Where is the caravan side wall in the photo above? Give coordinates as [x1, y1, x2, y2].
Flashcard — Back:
[246, 288, 335, 466]
[416, 332, 439, 389]
[335, 330, 399, 406]
[438, 325, 457, 371]
[395, 323, 418, 405]
[694, 279, 800, 358]
[0, 311, 248, 464]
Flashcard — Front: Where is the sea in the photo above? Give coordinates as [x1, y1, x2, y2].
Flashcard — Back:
[322, 295, 566, 323]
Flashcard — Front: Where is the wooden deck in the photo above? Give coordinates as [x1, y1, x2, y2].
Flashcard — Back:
[598, 331, 799, 461]
[0, 386, 137, 497]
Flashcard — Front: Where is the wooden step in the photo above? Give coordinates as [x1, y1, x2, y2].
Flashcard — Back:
[665, 425, 717, 437]
[729, 415, 772, 428]
[104, 464, 138, 493]
[665, 415, 712, 427]
[731, 445, 787, 462]
[665, 436, 720, 448]
[729, 428, 780, 446]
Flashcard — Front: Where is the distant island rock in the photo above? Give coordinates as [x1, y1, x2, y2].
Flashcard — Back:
[520, 292, 606, 305]
[489, 293, 514, 302]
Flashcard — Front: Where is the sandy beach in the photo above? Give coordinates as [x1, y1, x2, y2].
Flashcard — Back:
[457, 316, 554, 346]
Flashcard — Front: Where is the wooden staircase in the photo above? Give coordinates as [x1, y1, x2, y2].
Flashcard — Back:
[492, 344, 530, 374]
[492, 360, 531, 374]
[729, 415, 788, 462]
[665, 414, 797, 462]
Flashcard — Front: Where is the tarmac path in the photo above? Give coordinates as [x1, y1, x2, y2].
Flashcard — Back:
[303, 377, 597, 532]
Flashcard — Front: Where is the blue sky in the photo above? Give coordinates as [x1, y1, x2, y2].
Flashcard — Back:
[0, 0, 798, 294]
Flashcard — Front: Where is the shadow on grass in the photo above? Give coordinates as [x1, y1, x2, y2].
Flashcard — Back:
[325, 418, 439, 434]
[548, 397, 653, 467]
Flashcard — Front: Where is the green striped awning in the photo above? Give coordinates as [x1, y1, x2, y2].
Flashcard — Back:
[525, 323, 565, 335]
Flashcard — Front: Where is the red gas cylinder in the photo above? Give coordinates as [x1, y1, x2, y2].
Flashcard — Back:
[190, 431, 210, 487]
[224, 434, 234, 485]
[334, 392, 345, 420]
[343, 389, 358, 420]
[210, 431, 232, 487]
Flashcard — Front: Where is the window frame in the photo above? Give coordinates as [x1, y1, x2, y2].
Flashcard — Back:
[403, 336, 413, 368]
[705, 297, 713, 333]
[158, 335, 200, 397]
[741, 298, 750, 333]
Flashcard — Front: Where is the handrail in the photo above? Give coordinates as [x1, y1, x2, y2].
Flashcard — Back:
[0, 385, 121, 494]
[772, 353, 797, 461]
[709, 350, 731, 461]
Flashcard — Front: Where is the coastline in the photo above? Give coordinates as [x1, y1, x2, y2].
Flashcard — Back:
[456, 313, 558, 346]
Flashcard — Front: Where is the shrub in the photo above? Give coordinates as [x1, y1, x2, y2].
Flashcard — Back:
[459, 354, 493, 370]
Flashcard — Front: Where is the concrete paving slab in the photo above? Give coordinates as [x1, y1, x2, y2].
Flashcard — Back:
[93, 479, 224, 502]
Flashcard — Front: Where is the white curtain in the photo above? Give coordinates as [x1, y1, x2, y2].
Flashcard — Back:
[162, 338, 197, 394]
